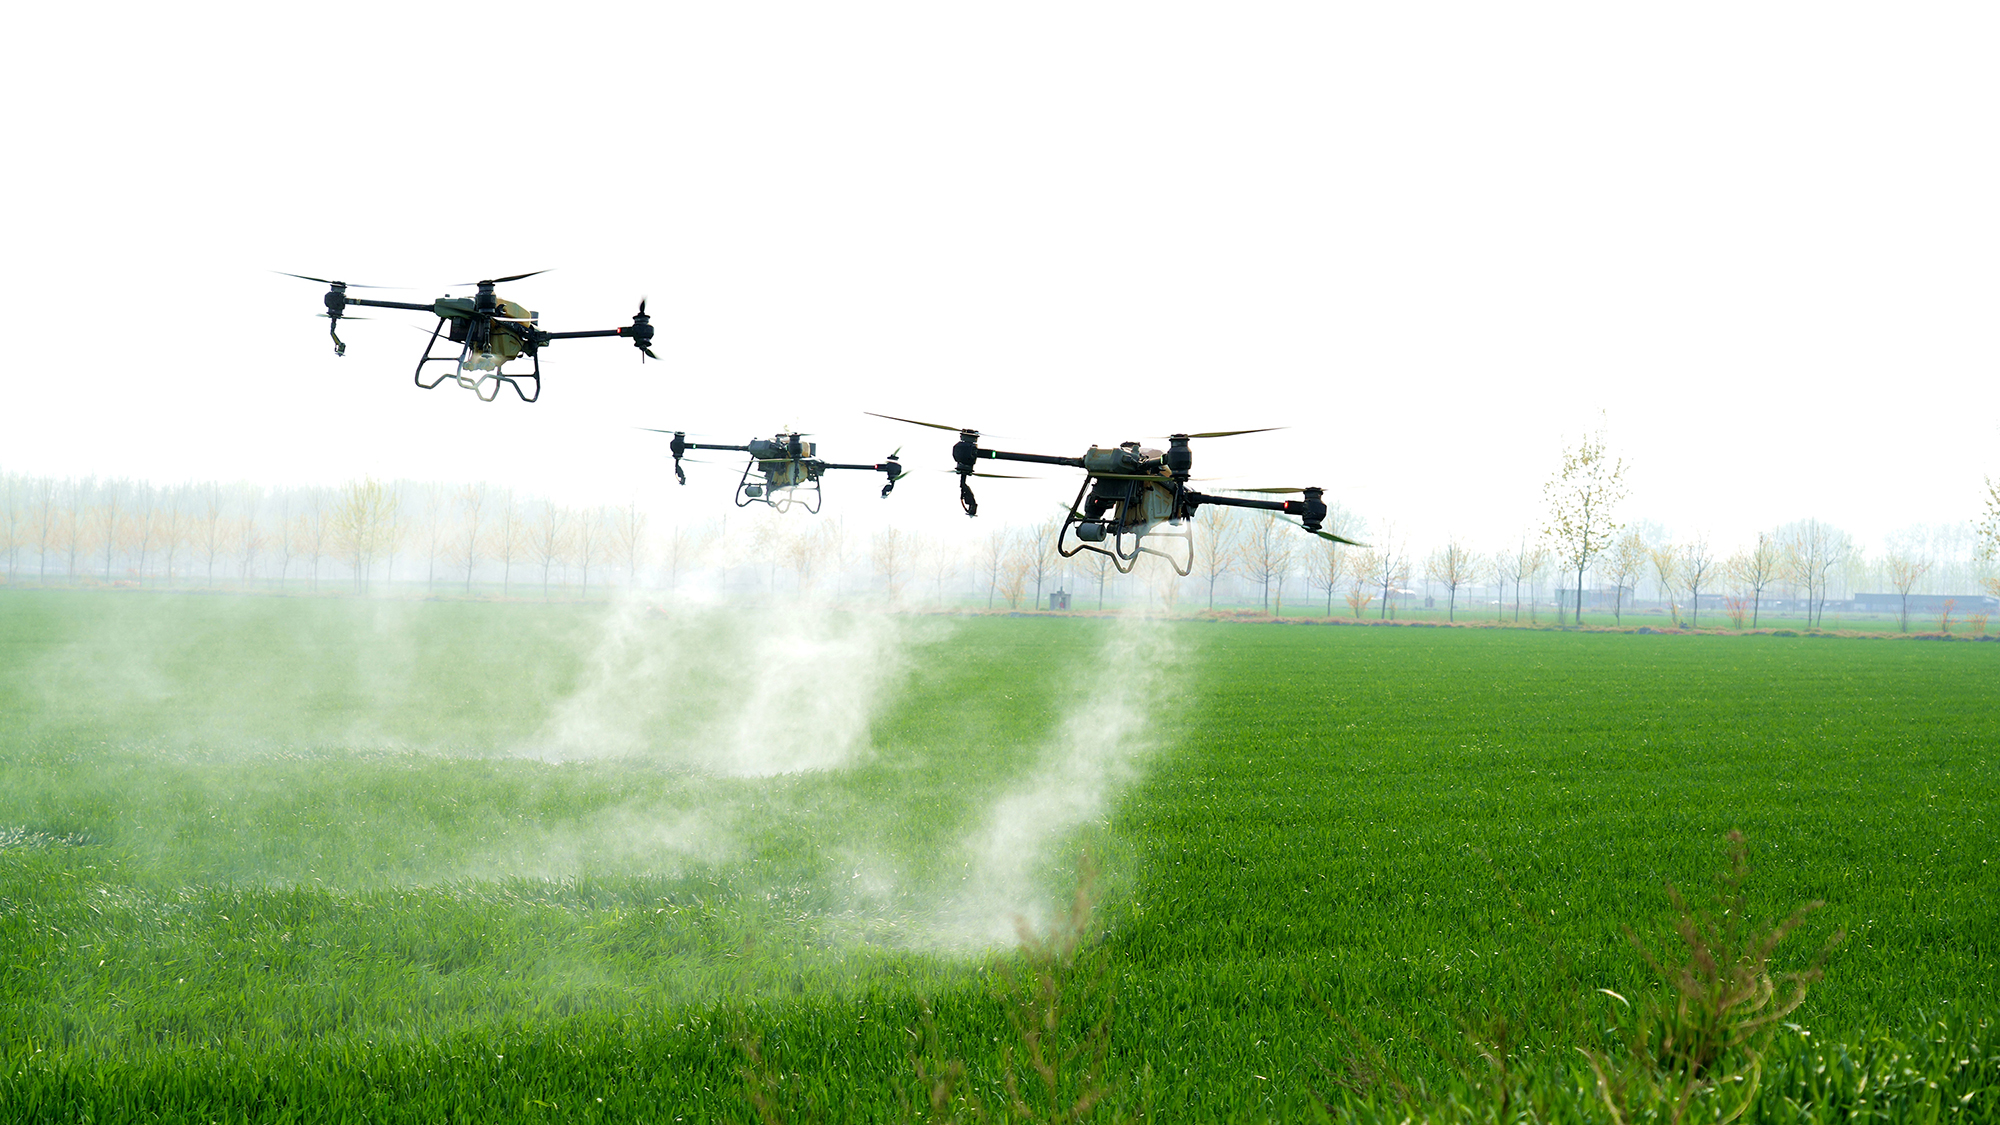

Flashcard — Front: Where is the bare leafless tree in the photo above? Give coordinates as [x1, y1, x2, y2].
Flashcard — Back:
[332, 478, 399, 593]
[414, 484, 449, 592]
[1604, 529, 1647, 625]
[784, 522, 815, 595]
[1883, 552, 1932, 633]
[1271, 533, 1299, 616]
[981, 529, 1014, 609]
[295, 488, 331, 591]
[30, 476, 59, 581]
[158, 485, 192, 586]
[1240, 515, 1295, 613]
[999, 534, 1033, 609]
[1678, 535, 1717, 629]
[1307, 534, 1350, 617]
[0, 473, 20, 581]
[92, 478, 126, 582]
[663, 521, 705, 595]
[825, 518, 854, 600]
[1146, 555, 1184, 614]
[233, 486, 266, 587]
[1504, 537, 1544, 623]
[1083, 543, 1114, 610]
[923, 533, 959, 606]
[872, 526, 911, 602]
[1976, 475, 1999, 599]
[1648, 539, 1681, 626]
[572, 506, 609, 596]
[267, 489, 297, 589]
[122, 482, 160, 584]
[1193, 506, 1242, 610]
[1026, 516, 1062, 609]
[1780, 518, 1850, 627]
[1518, 539, 1550, 624]
[192, 481, 229, 586]
[1372, 527, 1410, 620]
[1426, 539, 1476, 622]
[58, 476, 96, 584]
[450, 484, 486, 595]
[1349, 549, 1381, 618]
[1496, 544, 1520, 616]
[491, 491, 523, 596]
[1726, 531, 1782, 627]
[530, 501, 572, 600]
[614, 499, 648, 589]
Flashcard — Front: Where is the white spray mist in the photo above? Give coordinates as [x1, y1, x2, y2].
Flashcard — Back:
[925, 612, 1186, 948]
[528, 588, 947, 777]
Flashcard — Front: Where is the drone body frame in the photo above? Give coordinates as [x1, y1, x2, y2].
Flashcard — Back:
[284, 272, 655, 402]
[870, 413, 1361, 576]
[646, 429, 905, 514]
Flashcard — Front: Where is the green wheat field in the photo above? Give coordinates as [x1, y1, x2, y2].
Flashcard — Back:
[1, 590, 1995, 1122]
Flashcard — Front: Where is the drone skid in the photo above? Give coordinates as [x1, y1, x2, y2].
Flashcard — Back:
[414, 320, 541, 403]
[1055, 477, 1198, 576]
[735, 460, 823, 514]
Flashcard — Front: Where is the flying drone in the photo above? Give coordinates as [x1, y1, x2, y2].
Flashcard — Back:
[280, 270, 655, 402]
[642, 429, 906, 514]
[867, 413, 1363, 575]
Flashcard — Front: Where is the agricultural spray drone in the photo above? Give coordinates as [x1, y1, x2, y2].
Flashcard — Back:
[642, 429, 906, 514]
[866, 413, 1362, 575]
[280, 271, 655, 402]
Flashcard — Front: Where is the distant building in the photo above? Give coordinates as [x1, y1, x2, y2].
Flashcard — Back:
[1556, 586, 1635, 611]
[1853, 592, 1999, 614]
[1048, 588, 1071, 611]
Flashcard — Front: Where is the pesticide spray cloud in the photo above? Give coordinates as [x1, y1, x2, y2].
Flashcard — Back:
[530, 590, 943, 776]
[926, 613, 1187, 948]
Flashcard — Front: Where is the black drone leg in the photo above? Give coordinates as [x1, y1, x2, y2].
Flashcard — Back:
[329, 319, 346, 357]
[958, 474, 979, 517]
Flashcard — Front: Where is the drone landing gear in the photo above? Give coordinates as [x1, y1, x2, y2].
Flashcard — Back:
[734, 461, 823, 514]
[1059, 520, 1194, 576]
[1053, 479, 1196, 576]
[413, 319, 542, 403]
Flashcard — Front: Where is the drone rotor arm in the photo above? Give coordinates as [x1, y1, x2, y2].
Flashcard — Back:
[1186, 487, 1351, 539]
[538, 328, 623, 341]
[983, 449, 1086, 469]
[343, 297, 443, 313]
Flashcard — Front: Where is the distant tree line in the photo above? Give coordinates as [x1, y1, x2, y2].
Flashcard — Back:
[2, 465, 1995, 626]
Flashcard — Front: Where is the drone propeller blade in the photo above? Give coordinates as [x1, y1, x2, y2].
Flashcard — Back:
[1161, 427, 1287, 440]
[1278, 517, 1367, 546]
[457, 270, 551, 286]
[276, 271, 403, 289]
[941, 470, 1039, 480]
[1228, 487, 1308, 494]
[1094, 471, 1169, 482]
[315, 313, 374, 321]
[640, 346, 660, 360]
[866, 411, 975, 434]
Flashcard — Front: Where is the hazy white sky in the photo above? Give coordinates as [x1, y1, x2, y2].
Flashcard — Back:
[4, 4, 1994, 555]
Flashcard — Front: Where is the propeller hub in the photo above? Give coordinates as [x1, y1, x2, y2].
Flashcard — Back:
[952, 433, 980, 475]
[628, 299, 654, 355]
[1300, 486, 1327, 532]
